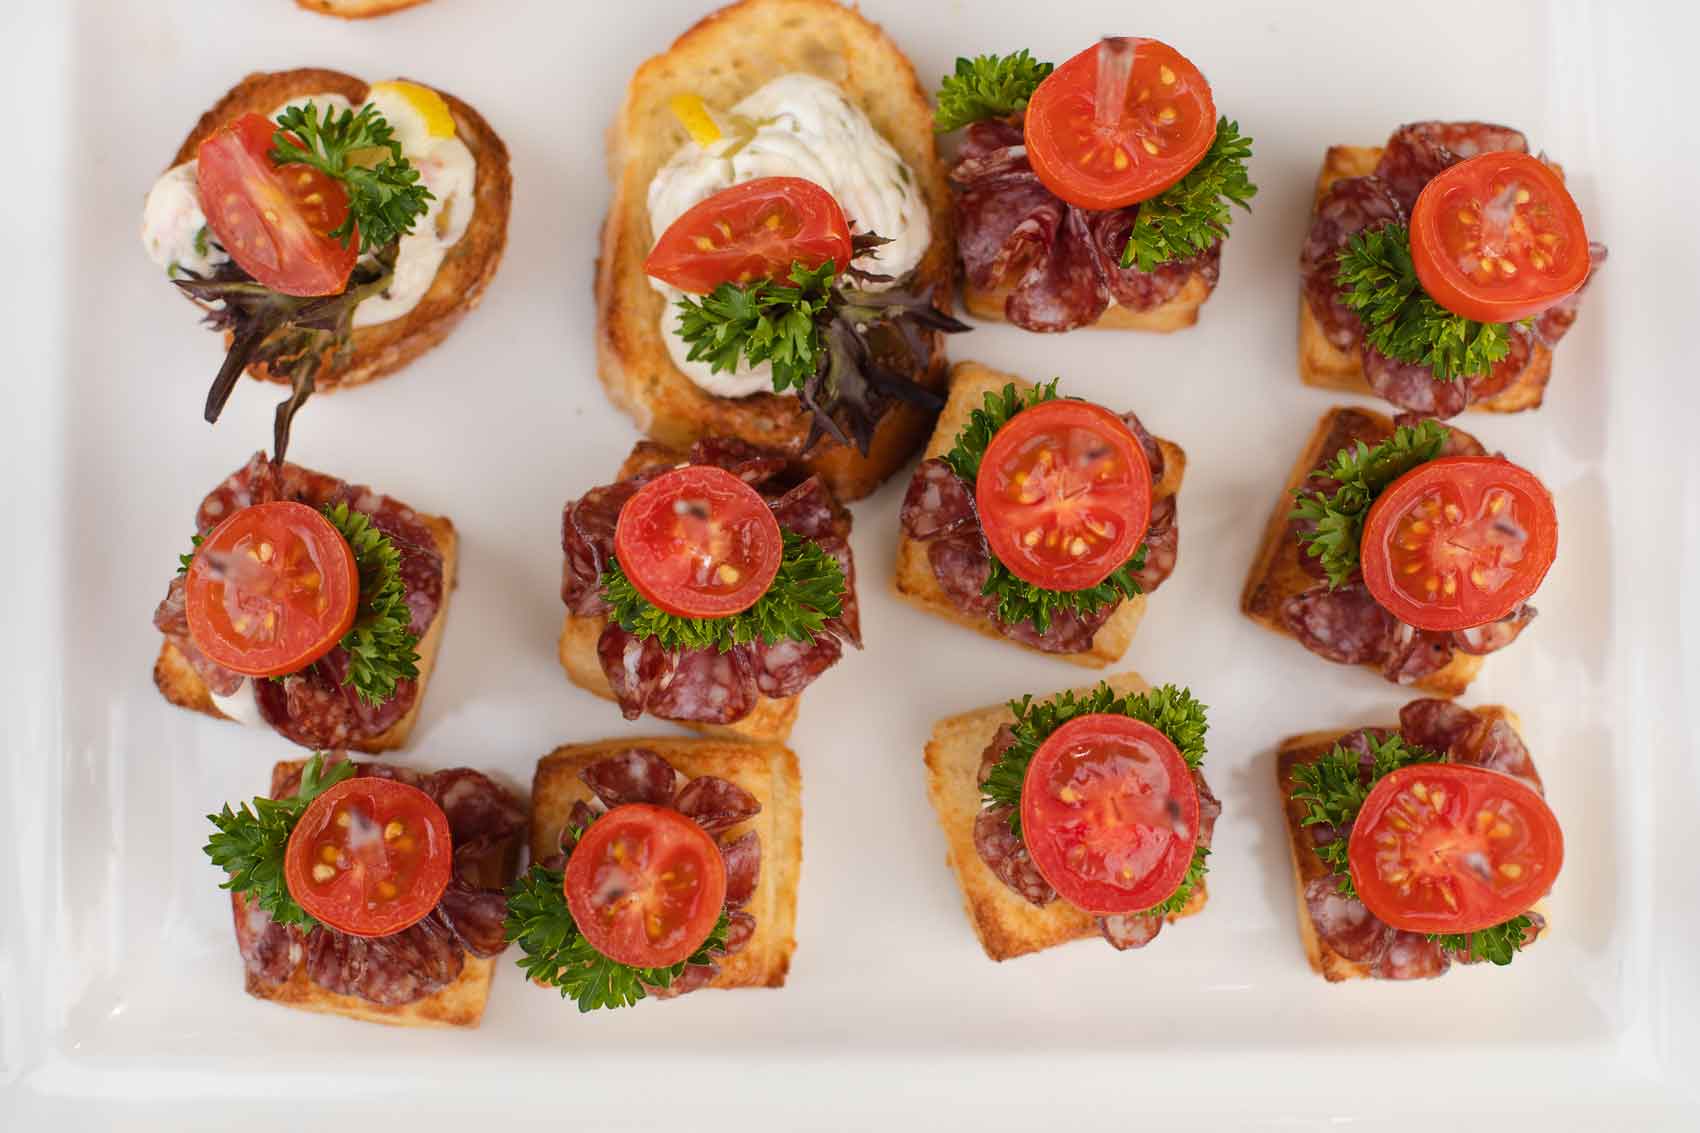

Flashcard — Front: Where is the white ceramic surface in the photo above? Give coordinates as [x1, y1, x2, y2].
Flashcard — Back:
[3, 0, 1697, 1128]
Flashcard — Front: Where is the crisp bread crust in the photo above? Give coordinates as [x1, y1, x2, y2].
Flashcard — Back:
[1274, 708, 1542, 982]
[962, 270, 1215, 332]
[166, 67, 511, 392]
[1238, 404, 1483, 697]
[922, 671, 1208, 962]
[529, 737, 802, 994]
[153, 503, 458, 753]
[892, 360, 1185, 668]
[595, 0, 957, 502]
[237, 759, 522, 1027]
[1297, 144, 1552, 412]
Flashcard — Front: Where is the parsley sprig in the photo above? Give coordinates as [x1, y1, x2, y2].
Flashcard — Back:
[321, 502, 421, 706]
[1120, 118, 1257, 272]
[1433, 915, 1535, 966]
[1338, 225, 1512, 381]
[271, 102, 433, 252]
[932, 50, 1054, 132]
[204, 752, 355, 930]
[601, 530, 845, 652]
[677, 261, 836, 392]
[1290, 420, 1449, 588]
[943, 380, 1149, 633]
[505, 861, 729, 1012]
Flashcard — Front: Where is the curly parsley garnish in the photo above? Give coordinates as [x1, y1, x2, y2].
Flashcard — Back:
[932, 50, 1054, 132]
[1433, 915, 1536, 966]
[1338, 225, 1512, 381]
[204, 752, 355, 930]
[943, 380, 1149, 633]
[1120, 118, 1256, 272]
[601, 530, 845, 652]
[505, 860, 729, 1013]
[321, 502, 421, 706]
[271, 102, 433, 252]
[1289, 419, 1449, 588]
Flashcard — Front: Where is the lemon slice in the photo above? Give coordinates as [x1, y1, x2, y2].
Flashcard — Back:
[369, 80, 456, 139]
[668, 94, 723, 147]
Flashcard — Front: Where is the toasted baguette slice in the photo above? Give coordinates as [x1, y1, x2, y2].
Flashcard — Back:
[531, 737, 801, 993]
[964, 269, 1215, 332]
[922, 671, 1207, 962]
[155, 509, 457, 753]
[893, 360, 1185, 668]
[296, 0, 427, 17]
[596, 0, 956, 502]
[1239, 405, 1481, 696]
[239, 759, 521, 1026]
[168, 68, 511, 392]
[1275, 708, 1544, 982]
[1298, 144, 1551, 412]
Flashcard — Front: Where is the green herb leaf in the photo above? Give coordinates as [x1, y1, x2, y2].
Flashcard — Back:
[1430, 914, 1534, 966]
[204, 752, 355, 930]
[321, 502, 421, 706]
[601, 530, 845, 652]
[1120, 118, 1257, 272]
[1289, 419, 1449, 588]
[271, 102, 433, 253]
[941, 379, 1060, 483]
[177, 532, 204, 574]
[932, 50, 1055, 132]
[1144, 844, 1210, 919]
[1287, 732, 1444, 899]
[1337, 224, 1512, 381]
[675, 260, 837, 393]
[504, 862, 729, 1013]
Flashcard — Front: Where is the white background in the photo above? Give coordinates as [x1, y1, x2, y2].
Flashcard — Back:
[3, 0, 1697, 1128]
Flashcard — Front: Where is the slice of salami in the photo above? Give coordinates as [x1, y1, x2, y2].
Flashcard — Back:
[1452, 605, 1537, 655]
[153, 575, 247, 696]
[1453, 717, 1544, 793]
[1005, 205, 1111, 332]
[231, 892, 303, 985]
[1397, 698, 1480, 753]
[1300, 175, 1405, 348]
[1304, 877, 1395, 963]
[1462, 322, 1533, 406]
[973, 805, 1056, 907]
[1194, 769, 1222, 850]
[647, 646, 761, 725]
[1370, 931, 1452, 980]
[724, 909, 757, 955]
[1081, 205, 1216, 312]
[674, 775, 762, 835]
[1374, 121, 1529, 213]
[596, 623, 670, 721]
[1118, 411, 1167, 484]
[560, 800, 600, 851]
[253, 653, 416, 750]
[1131, 494, 1178, 594]
[719, 830, 762, 908]
[423, 768, 527, 850]
[950, 116, 1030, 183]
[688, 437, 791, 488]
[977, 725, 1018, 786]
[648, 960, 719, 1000]
[1363, 346, 1470, 419]
[954, 173, 1065, 293]
[1097, 913, 1164, 951]
[436, 878, 511, 958]
[899, 458, 978, 541]
[561, 480, 643, 616]
[1381, 622, 1457, 685]
[1281, 583, 1395, 665]
[750, 634, 843, 699]
[304, 908, 466, 1005]
[579, 748, 680, 809]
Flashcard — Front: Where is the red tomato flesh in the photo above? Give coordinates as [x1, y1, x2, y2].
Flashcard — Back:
[564, 803, 728, 968]
[1020, 714, 1199, 915]
[975, 399, 1151, 592]
[614, 465, 783, 619]
[197, 111, 357, 297]
[1361, 456, 1557, 633]
[644, 176, 853, 294]
[1024, 39, 1217, 211]
[1410, 152, 1590, 323]
[184, 500, 359, 677]
[284, 775, 454, 938]
[1348, 763, 1563, 935]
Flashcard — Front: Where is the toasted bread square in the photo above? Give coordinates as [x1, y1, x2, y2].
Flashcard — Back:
[963, 269, 1214, 332]
[1239, 405, 1481, 697]
[1298, 144, 1551, 412]
[922, 671, 1207, 962]
[893, 361, 1185, 668]
[530, 737, 801, 993]
[238, 759, 520, 1027]
[596, 0, 957, 502]
[1274, 708, 1543, 982]
[156, 509, 457, 753]
[169, 69, 510, 392]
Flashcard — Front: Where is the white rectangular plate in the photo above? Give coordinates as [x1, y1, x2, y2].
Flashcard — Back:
[4, 0, 1698, 1127]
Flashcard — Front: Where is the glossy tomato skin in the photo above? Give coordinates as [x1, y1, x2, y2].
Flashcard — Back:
[1410, 152, 1590, 323]
[975, 400, 1151, 592]
[1024, 39, 1216, 211]
[184, 500, 360, 677]
[564, 803, 728, 968]
[1020, 713, 1199, 915]
[1348, 763, 1563, 935]
[1361, 456, 1557, 633]
[284, 775, 454, 938]
[644, 176, 853, 294]
[614, 465, 783, 619]
[196, 112, 357, 297]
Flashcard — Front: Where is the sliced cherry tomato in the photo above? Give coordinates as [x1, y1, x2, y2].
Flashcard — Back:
[613, 465, 783, 619]
[1348, 763, 1562, 934]
[1024, 39, 1217, 210]
[1020, 714, 1200, 915]
[184, 500, 359, 677]
[564, 803, 728, 968]
[1410, 152, 1590, 323]
[1361, 456, 1557, 633]
[197, 111, 357, 297]
[284, 775, 454, 938]
[644, 176, 853, 294]
[975, 400, 1152, 592]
